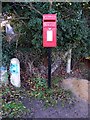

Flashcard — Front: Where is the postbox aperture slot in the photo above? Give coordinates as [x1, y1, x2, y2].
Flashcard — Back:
[44, 20, 55, 22]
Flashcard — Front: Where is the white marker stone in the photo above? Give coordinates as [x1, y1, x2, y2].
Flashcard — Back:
[10, 58, 21, 87]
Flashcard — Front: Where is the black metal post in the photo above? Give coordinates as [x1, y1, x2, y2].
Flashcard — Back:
[48, 48, 51, 88]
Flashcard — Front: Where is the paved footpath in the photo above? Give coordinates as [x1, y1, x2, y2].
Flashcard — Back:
[19, 88, 89, 119]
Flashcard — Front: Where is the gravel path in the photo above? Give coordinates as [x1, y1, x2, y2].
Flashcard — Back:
[19, 90, 89, 119]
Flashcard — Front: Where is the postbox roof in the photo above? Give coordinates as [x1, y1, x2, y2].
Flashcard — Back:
[43, 14, 56, 20]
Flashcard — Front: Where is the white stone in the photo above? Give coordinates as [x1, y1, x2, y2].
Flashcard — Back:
[10, 58, 21, 87]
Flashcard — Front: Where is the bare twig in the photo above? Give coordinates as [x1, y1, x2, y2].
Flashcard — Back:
[28, 3, 43, 16]
[13, 9, 28, 27]
[41, 57, 62, 75]
[28, 62, 33, 73]
[49, 0, 53, 10]
[7, 17, 30, 20]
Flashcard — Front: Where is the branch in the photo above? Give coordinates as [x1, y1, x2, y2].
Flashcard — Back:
[28, 3, 43, 16]
[7, 17, 30, 20]
[60, 5, 77, 20]
[49, 0, 53, 10]
[40, 57, 62, 75]
[13, 9, 28, 28]
[62, 15, 72, 20]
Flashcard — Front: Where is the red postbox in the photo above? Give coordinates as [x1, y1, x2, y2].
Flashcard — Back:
[43, 14, 57, 47]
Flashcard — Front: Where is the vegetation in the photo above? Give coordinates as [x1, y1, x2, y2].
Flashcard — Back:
[23, 77, 72, 107]
[2, 84, 29, 118]
[2, 2, 90, 66]
[1, 76, 73, 118]
[25, 76, 73, 107]
[1, 2, 90, 118]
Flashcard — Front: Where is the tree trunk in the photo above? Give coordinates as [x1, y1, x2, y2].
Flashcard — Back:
[66, 49, 72, 74]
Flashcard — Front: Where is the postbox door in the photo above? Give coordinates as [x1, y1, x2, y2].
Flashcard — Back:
[43, 27, 56, 47]
[47, 29, 53, 41]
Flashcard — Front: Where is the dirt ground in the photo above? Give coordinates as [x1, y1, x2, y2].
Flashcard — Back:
[19, 88, 89, 118]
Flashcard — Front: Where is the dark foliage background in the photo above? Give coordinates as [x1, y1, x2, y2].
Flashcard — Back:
[2, 2, 90, 67]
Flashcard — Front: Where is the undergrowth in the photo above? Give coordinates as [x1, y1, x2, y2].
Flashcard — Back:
[25, 76, 73, 108]
[2, 84, 29, 118]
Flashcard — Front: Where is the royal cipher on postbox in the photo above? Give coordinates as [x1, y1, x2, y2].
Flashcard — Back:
[43, 14, 57, 47]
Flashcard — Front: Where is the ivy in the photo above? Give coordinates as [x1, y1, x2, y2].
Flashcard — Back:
[2, 2, 90, 65]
